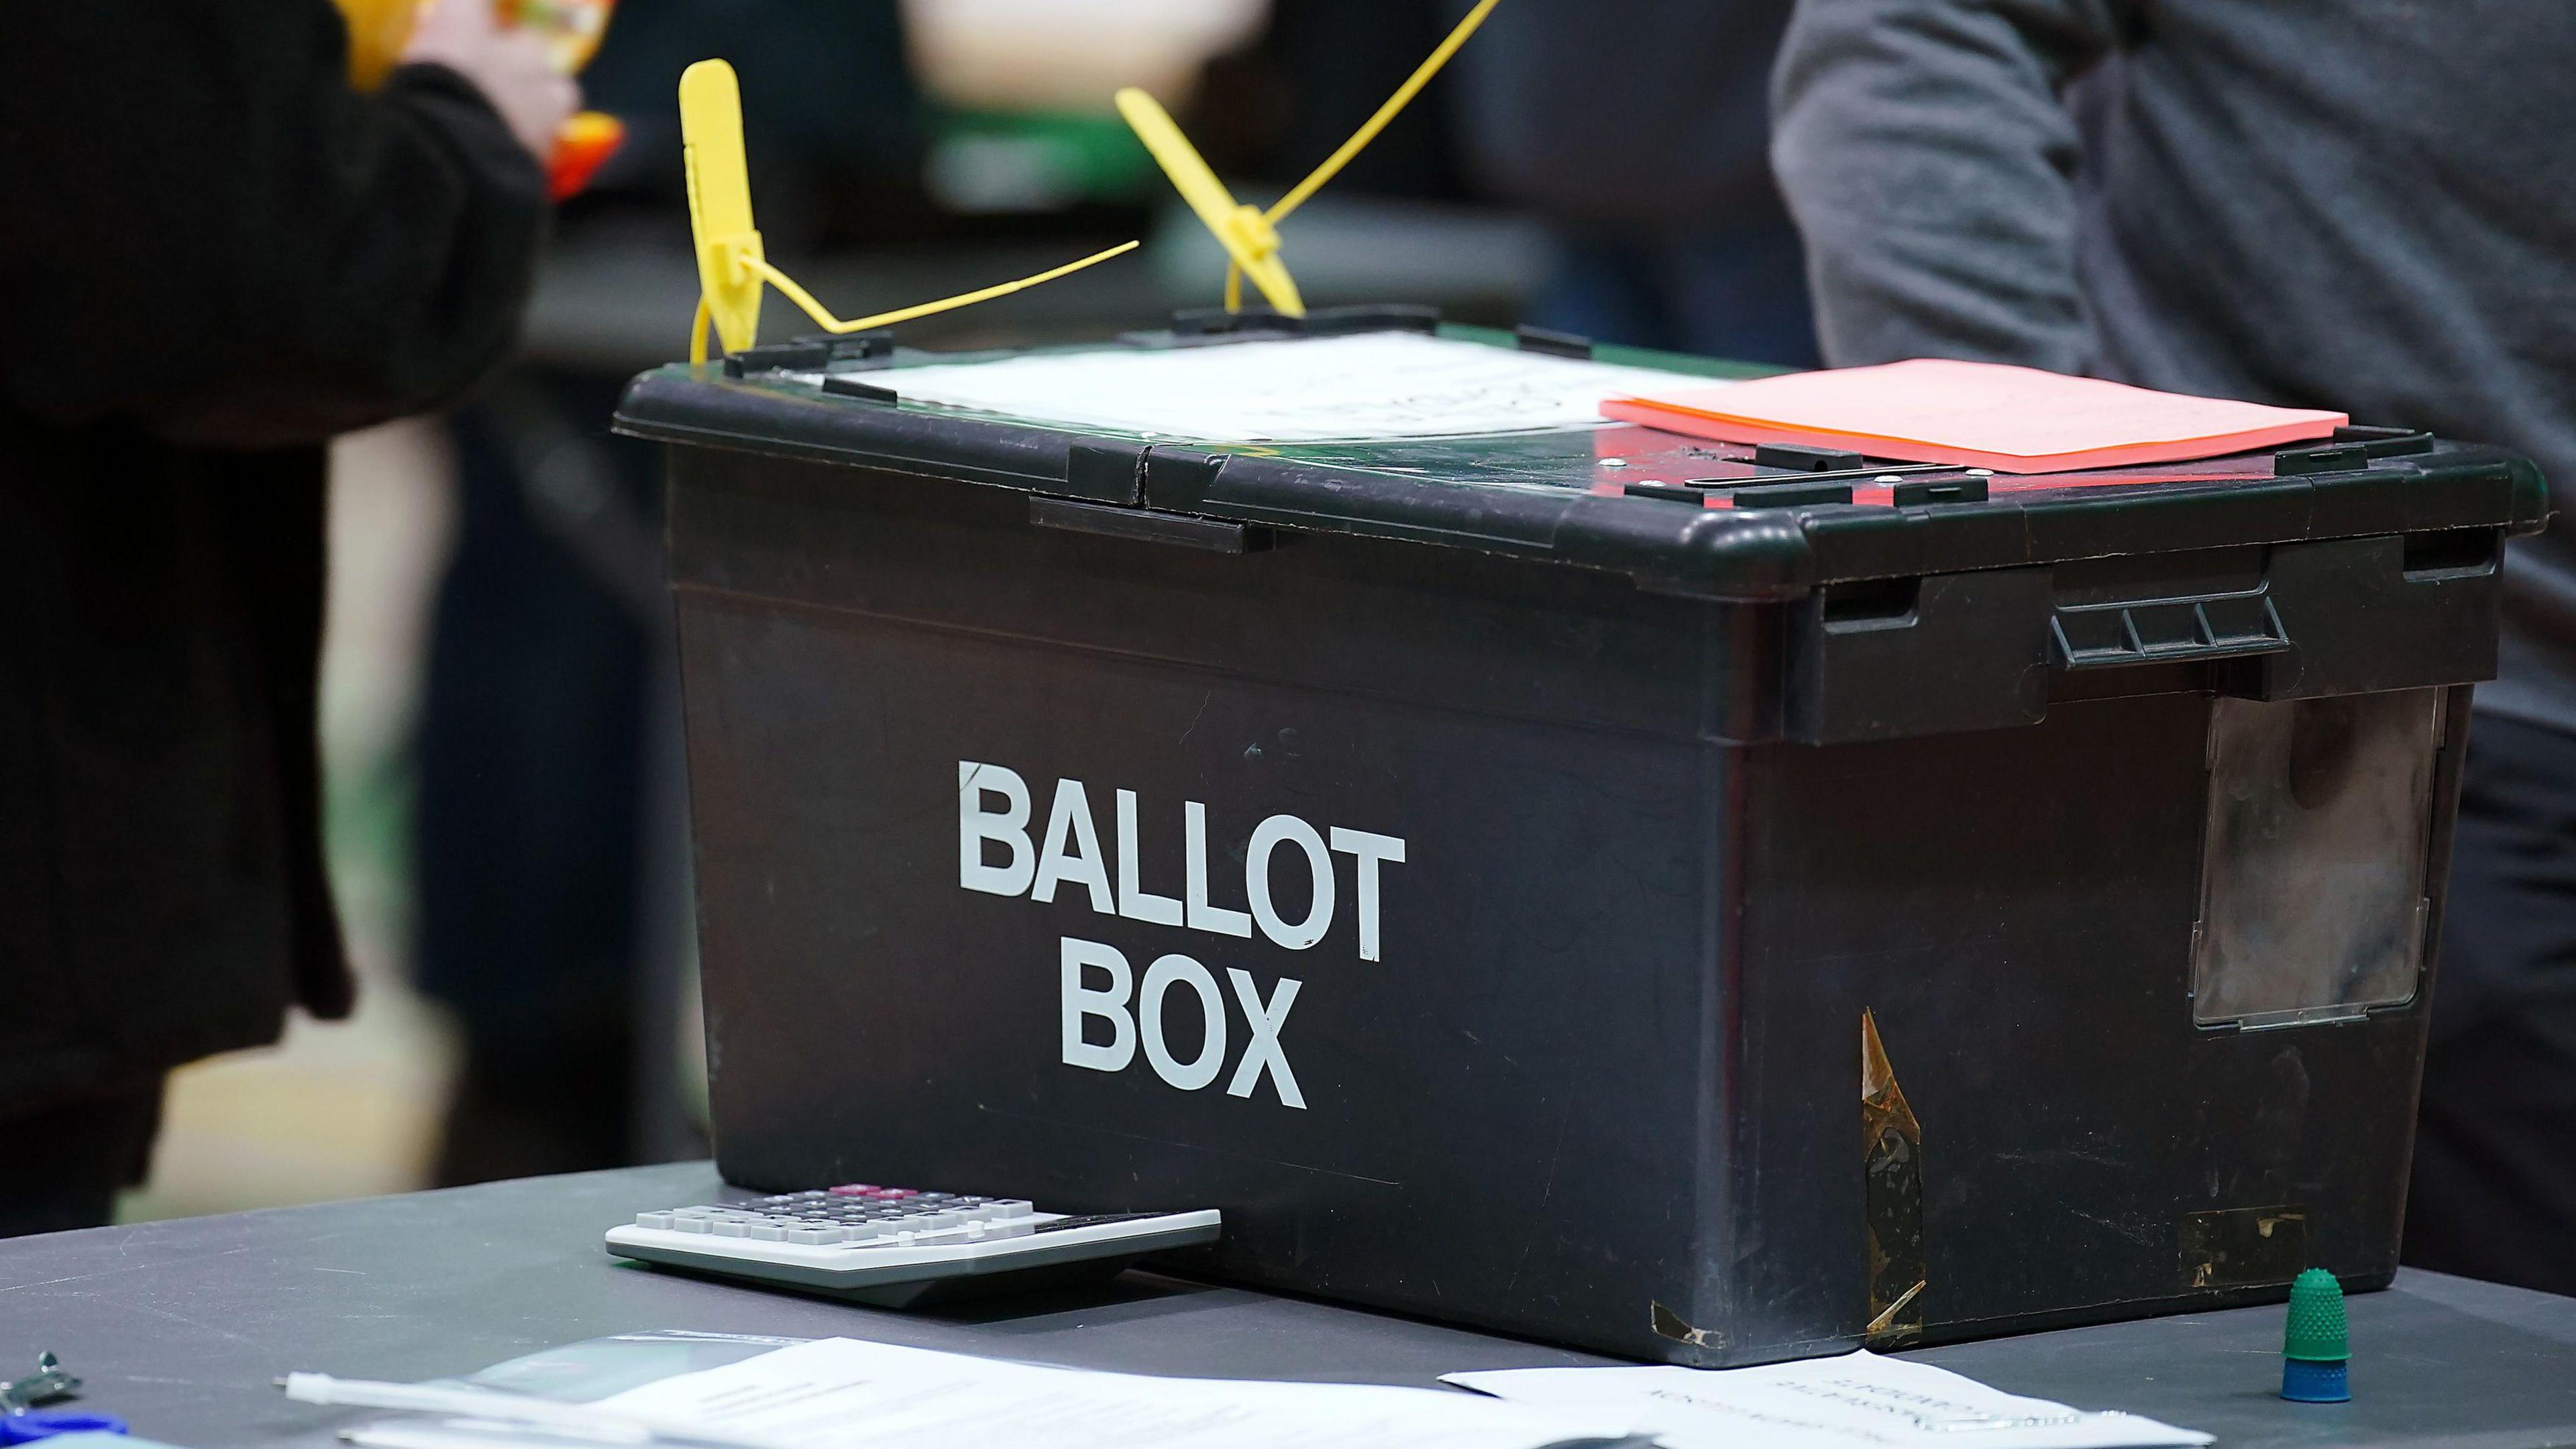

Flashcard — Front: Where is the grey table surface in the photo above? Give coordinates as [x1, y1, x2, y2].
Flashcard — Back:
[1, 1163, 2570, 1448]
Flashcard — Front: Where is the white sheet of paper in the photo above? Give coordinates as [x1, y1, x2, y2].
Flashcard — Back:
[340, 1428, 563, 1449]
[1443, 1352, 2212, 1449]
[828, 331, 1711, 443]
[564, 1336, 1627, 1449]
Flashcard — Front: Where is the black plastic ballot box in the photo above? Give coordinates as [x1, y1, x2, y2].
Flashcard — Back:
[614, 316, 2546, 1365]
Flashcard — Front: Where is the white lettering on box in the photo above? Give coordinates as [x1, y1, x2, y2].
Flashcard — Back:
[1247, 814, 1334, 951]
[971, 760, 1403, 1111]
[958, 761, 1035, 896]
[1138, 954, 1227, 1090]
[1057, 936, 1305, 1108]
[1032, 779, 1115, 914]
[1225, 969, 1305, 1108]
[1059, 936, 1135, 1071]
[1116, 789, 1186, 927]
[1184, 800, 1255, 938]
[1329, 827, 1405, 963]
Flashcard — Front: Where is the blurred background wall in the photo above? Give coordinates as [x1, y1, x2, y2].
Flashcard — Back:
[120, 0, 1801, 1217]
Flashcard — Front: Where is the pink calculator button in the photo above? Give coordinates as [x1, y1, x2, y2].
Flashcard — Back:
[827, 1184, 879, 1197]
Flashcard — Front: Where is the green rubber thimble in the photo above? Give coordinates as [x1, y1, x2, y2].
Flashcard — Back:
[2285, 1268, 2350, 1360]
[2282, 1267, 2351, 1402]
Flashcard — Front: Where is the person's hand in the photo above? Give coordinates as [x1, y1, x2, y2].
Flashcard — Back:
[400, 0, 580, 164]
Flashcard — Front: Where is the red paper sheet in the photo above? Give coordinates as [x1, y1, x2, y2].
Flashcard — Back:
[1602, 358, 2346, 472]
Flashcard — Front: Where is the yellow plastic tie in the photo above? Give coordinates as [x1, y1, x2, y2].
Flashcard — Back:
[678, 57, 1139, 363]
[680, 59, 764, 357]
[740, 244, 1140, 340]
[1116, 87, 1305, 317]
[1120, 0, 1503, 317]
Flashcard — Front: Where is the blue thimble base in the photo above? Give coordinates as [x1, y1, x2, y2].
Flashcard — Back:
[2281, 1358, 2350, 1403]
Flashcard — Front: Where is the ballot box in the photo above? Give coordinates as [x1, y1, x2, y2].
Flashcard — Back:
[614, 314, 2546, 1365]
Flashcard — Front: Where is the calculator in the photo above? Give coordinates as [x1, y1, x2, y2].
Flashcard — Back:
[604, 1183, 1222, 1307]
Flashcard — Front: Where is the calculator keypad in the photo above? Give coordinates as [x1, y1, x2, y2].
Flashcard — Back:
[632, 1187, 1037, 1248]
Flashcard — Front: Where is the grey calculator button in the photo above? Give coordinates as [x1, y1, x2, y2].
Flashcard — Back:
[712, 1220, 748, 1237]
[673, 1217, 710, 1233]
[988, 1200, 1033, 1218]
[634, 1212, 674, 1230]
[670, 1206, 718, 1218]
[788, 1226, 843, 1244]
[747, 1224, 786, 1242]
[903, 1212, 961, 1230]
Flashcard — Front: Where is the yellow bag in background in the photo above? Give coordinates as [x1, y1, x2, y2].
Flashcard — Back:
[340, 0, 420, 91]
[337, 0, 616, 91]
[335, 0, 624, 197]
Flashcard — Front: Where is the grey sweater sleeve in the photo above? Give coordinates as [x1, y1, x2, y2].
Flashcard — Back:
[1769, 0, 2125, 370]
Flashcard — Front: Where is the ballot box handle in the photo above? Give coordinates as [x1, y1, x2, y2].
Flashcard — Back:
[1030, 496, 1273, 555]
[2048, 592, 2291, 670]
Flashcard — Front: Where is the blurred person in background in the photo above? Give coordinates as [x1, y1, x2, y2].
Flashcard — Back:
[1772, 0, 2576, 1295]
[417, 0, 921, 1184]
[0, 0, 572, 1236]
[1254, 0, 1810, 365]
[1249, 3, 1472, 209]
[1446, 0, 1813, 365]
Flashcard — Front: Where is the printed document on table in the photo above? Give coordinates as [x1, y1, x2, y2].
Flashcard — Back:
[1444, 1350, 2212, 1449]
[578, 1336, 1624, 1449]
[826, 331, 1712, 443]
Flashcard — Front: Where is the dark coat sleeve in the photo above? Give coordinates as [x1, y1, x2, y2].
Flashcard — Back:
[0, 0, 547, 447]
[1768, 0, 2124, 370]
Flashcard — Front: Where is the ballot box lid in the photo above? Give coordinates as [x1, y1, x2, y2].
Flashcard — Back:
[613, 317, 2546, 604]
